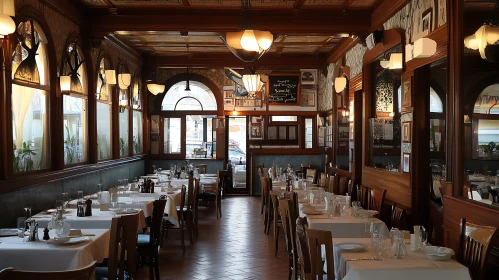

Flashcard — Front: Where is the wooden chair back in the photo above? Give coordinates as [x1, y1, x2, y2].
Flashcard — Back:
[338, 176, 348, 195]
[193, 178, 200, 226]
[150, 199, 167, 246]
[278, 198, 297, 257]
[347, 179, 357, 201]
[0, 261, 97, 280]
[196, 164, 207, 174]
[319, 172, 326, 188]
[262, 168, 269, 178]
[270, 193, 280, 223]
[306, 168, 317, 183]
[330, 174, 339, 194]
[391, 204, 405, 229]
[216, 170, 227, 199]
[187, 171, 194, 209]
[260, 177, 271, 209]
[178, 185, 187, 224]
[490, 189, 499, 203]
[357, 185, 369, 209]
[460, 218, 498, 280]
[306, 229, 334, 280]
[295, 217, 311, 276]
[369, 188, 387, 217]
[109, 213, 139, 280]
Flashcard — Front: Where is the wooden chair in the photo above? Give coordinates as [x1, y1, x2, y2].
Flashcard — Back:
[330, 174, 339, 194]
[96, 213, 139, 280]
[261, 177, 272, 234]
[338, 176, 349, 195]
[215, 170, 226, 219]
[319, 172, 326, 188]
[0, 261, 97, 280]
[369, 188, 387, 218]
[278, 198, 299, 280]
[357, 185, 369, 209]
[270, 192, 282, 256]
[306, 229, 334, 280]
[192, 178, 200, 238]
[347, 179, 357, 202]
[137, 199, 167, 280]
[196, 164, 207, 174]
[460, 218, 498, 280]
[391, 204, 405, 229]
[295, 217, 311, 279]
[262, 167, 270, 178]
[489, 189, 498, 203]
[306, 168, 317, 183]
[162, 185, 188, 253]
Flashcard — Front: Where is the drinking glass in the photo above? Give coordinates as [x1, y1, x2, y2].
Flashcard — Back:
[420, 231, 428, 246]
[372, 234, 386, 259]
[17, 217, 26, 238]
[62, 192, 69, 209]
[110, 193, 117, 210]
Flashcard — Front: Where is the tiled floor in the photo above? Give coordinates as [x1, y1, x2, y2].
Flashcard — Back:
[136, 197, 289, 280]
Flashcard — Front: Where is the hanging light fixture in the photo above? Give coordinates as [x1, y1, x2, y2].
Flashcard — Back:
[242, 74, 264, 96]
[118, 73, 131, 90]
[334, 76, 347, 93]
[185, 67, 191, 91]
[60, 75, 71, 92]
[222, 0, 274, 62]
[0, 0, 15, 38]
[464, 2, 499, 61]
[388, 53, 403, 69]
[105, 70, 116, 85]
[147, 83, 165, 95]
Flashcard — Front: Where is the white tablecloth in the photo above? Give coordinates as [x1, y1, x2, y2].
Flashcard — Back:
[0, 229, 109, 271]
[33, 209, 146, 230]
[299, 204, 388, 238]
[333, 238, 470, 280]
[67, 197, 155, 217]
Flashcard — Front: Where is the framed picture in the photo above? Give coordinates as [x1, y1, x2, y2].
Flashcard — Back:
[300, 69, 317, 85]
[268, 126, 277, 140]
[301, 84, 316, 107]
[403, 154, 410, 173]
[250, 126, 261, 138]
[289, 126, 297, 140]
[278, 126, 287, 140]
[421, 9, 432, 33]
[401, 79, 411, 108]
[224, 98, 234, 107]
[224, 90, 234, 98]
[402, 122, 411, 143]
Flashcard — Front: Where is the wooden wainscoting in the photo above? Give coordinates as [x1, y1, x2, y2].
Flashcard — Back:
[443, 196, 499, 277]
[362, 167, 411, 208]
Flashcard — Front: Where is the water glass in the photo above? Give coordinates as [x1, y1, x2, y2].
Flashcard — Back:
[420, 231, 428, 246]
[62, 192, 69, 208]
[17, 217, 26, 238]
[372, 233, 386, 259]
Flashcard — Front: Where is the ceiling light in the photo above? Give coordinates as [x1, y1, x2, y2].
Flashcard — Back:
[464, 25, 499, 59]
[147, 83, 165, 95]
[118, 73, 131, 90]
[334, 77, 347, 93]
[1, 0, 15, 17]
[253, 30, 273, 51]
[242, 74, 264, 95]
[240, 30, 260, 52]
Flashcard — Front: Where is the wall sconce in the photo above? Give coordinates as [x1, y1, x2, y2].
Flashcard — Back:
[119, 91, 128, 113]
[242, 74, 264, 96]
[0, 0, 15, 38]
[105, 70, 116, 85]
[464, 25, 499, 60]
[60, 75, 71, 92]
[464, 114, 471, 123]
[413, 38, 437, 58]
[334, 76, 347, 93]
[118, 73, 131, 89]
[389, 53, 403, 69]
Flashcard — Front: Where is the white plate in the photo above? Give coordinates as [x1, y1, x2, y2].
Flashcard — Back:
[47, 237, 70, 245]
[49, 237, 90, 245]
[338, 243, 368, 252]
[113, 208, 139, 214]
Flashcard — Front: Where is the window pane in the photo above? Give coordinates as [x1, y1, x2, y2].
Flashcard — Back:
[63, 95, 88, 165]
[12, 85, 49, 172]
[162, 81, 217, 111]
[186, 115, 213, 158]
[164, 118, 181, 154]
[305, 118, 313, 148]
[133, 111, 143, 154]
[119, 109, 129, 157]
[271, 116, 297, 122]
[97, 102, 112, 160]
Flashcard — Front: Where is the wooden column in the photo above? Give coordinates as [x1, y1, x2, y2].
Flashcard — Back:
[112, 73, 120, 159]
[0, 40, 8, 179]
[448, 0, 464, 196]
[353, 90, 363, 183]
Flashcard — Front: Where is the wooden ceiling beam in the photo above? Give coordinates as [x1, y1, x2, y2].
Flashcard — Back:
[88, 10, 371, 37]
[371, 0, 410, 31]
[129, 41, 337, 47]
[293, 0, 306, 9]
[147, 53, 327, 70]
[326, 37, 359, 64]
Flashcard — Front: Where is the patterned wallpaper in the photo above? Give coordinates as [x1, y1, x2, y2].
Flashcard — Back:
[157, 68, 233, 89]
[345, 44, 367, 78]
[15, 0, 80, 74]
[317, 63, 336, 111]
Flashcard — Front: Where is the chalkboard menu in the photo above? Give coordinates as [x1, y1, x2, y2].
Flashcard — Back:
[267, 74, 300, 105]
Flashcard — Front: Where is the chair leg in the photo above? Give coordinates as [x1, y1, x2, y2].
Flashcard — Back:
[274, 233, 279, 256]
[288, 255, 293, 280]
[149, 257, 154, 280]
[180, 222, 185, 254]
[154, 255, 160, 280]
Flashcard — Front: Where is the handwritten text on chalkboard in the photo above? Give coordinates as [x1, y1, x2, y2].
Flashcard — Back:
[268, 75, 300, 105]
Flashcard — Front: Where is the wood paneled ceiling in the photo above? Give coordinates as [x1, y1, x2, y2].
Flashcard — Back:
[77, 0, 387, 68]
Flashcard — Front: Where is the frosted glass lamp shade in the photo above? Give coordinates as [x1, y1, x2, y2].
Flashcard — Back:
[334, 77, 347, 93]
[105, 70, 116, 85]
[0, 14, 15, 36]
[380, 60, 391, 69]
[226, 31, 245, 50]
[389, 53, 403, 69]
[464, 35, 478, 50]
[253, 30, 273, 50]
[413, 38, 437, 58]
[118, 73, 131, 89]
[1, 0, 15, 17]
[60, 76, 71, 91]
[242, 74, 263, 94]
[240, 30, 260, 52]
[147, 83, 165, 95]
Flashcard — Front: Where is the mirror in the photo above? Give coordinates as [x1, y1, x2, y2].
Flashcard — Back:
[367, 45, 402, 172]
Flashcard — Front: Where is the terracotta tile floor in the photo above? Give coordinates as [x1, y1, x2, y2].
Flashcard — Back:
[136, 197, 289, 280]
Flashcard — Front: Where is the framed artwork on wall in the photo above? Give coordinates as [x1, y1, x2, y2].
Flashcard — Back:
[278, 126, 287, 140]
[402, 122, 411, 143]
[224, 90, 234, 98]
[401, 79, 411, 108]
[403, 153, 410, 173]
[421, 9, 432, 33]
[224, 98, 234, 107]
[300, 69, 317, 85]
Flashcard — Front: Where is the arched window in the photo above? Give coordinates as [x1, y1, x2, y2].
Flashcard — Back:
[132, 75, 143, 154]
[161, 81, 217, 111]
[473, 84, 499, 150]
[96, 56, 112, 160]
[473, 84, 499, 114]
[62, 41, 88, 165]
[118, 64, 130, 157]
[11, 19, 50, 172]
[397, 86, 443, 113]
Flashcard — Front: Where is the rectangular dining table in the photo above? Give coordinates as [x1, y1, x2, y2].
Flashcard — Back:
[67, 196, 155, 217]
[0, 228, 109, 271]
[333, 238, 470, 280]
[33, 208, 146, 230]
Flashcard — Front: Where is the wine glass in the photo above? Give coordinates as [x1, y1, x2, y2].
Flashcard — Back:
[17, 217, 26, 238]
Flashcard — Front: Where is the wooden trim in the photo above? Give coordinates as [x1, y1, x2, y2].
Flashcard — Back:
[363, 29, 404, 66]
[362, 166, 411, 209]
[326, 37, 359, 64]
[43, 0, 85, 26]
[405, 25, 448, 72]
[224, 111, 319, 116]
[248, 148, 322, 155]
[326, 166, 352, 178]
[371, 0, 410, 31]
[0, 156, 144, 195]
[349, 73, 363, 93]
[103, 34, 143, 66]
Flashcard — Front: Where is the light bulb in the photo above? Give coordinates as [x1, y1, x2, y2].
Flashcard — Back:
[60, 76, 70, 91]
[240, 30, 260, 52]
[253, 30, 273, 50]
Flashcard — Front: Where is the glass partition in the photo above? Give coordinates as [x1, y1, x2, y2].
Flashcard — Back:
[164, 118, 181, 154]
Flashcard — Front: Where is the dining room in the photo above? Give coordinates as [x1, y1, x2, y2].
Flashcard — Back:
[0, 0, 499, 279]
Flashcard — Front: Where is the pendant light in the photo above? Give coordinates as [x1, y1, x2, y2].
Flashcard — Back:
[0, 0, 15, 37]
[242, 74, 264, 96]
[185, 67, 191, 91]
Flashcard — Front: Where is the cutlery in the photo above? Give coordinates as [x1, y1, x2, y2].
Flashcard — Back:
[347, 257, 380, 261]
